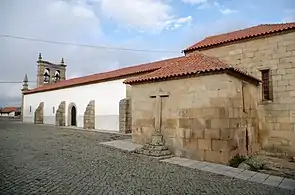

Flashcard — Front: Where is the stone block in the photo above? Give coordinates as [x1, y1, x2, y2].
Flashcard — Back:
[164, 118, 178, 129]
[280, 122, 294, 131]
[197, 139, 211, 150]
[178, 128, 192, 139]
[211, 118, 229, 129]
[212, 140, 231, 152]
[178, 118, 193, 129]
[188, 149, 205, 161]
[163, 128, 176, 138]
[279, 178, 295, 190]
[204, 129, 220, 139]
[192, 129, 204, 139]
[234, 170, 257, 180]
[205, 150, 229, 164]
[220, 129, 234, 140]
[262, 175, 283, 187]
[201, 108, 218, 117]
[248, 173, 269, 183]
[192, 118, 205, 129]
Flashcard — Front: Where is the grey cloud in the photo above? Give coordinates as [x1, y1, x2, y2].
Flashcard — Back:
[0, 0, 178, 106]
[0, 0, 251, 107]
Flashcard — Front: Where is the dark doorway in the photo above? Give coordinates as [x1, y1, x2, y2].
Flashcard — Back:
[71, 106, 77, 126]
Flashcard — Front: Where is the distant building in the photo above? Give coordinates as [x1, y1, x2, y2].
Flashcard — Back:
[0, 107, 21, 117]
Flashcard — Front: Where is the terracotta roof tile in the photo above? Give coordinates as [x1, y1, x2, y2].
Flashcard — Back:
[24, 57, 181, 95]
[124, 52, 260, 84]
[1, 107, 19, 113]
[184, 22, 295, 52]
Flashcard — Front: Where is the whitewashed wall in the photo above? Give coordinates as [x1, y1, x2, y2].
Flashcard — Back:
[0, 112, 15, 116]
[23, 79, 126, 131]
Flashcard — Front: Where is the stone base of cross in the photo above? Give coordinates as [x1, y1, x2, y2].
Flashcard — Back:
[135, 89, 172, 158]
[135, 133, 172, 157]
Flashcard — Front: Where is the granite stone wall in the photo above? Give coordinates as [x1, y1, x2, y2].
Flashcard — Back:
[119, 98, 132, 134]
[187, 31, 295, 155]
[55, 101, 66, 126]
[34, 102, 44, 124]
[131, 74, 260, 164]
[84, 100, 95, 129]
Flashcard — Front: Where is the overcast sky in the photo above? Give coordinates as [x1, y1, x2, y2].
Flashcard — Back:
[0, 0, 294, 107]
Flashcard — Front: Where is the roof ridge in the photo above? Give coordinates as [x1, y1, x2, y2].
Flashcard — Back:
[184, 21, 295, 52]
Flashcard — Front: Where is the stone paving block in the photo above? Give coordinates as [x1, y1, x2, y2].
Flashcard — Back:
[278, 178, 295, 190]
[214, 165, 232, 172]
[234, 170, 257, 180]
[167, 158, 200, 167]
[228, 167, 244, 174]
[222, 168, 244, 178]
[189, 162, 208, 169]
[199, 165, 216, 172]
[248, 173, 269, 183]
[263, 175, 284, 187]
[99, 139, 142, 152]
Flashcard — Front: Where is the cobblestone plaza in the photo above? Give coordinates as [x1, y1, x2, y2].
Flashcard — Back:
[0, 121, 293, 195]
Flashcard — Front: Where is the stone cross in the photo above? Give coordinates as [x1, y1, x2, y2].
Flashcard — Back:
[150, 89, 169, 133]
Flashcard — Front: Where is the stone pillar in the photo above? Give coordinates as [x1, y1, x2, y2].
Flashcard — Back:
[34, 102, 44, 124]
[55, 101, 66, 126]
[84, 100, 95, 129]
[21, 74, 29, 122]
[119, 98, 132, 134]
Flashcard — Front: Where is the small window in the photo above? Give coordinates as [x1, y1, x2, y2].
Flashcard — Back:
[53, 106, 55, 114]
[29, 106, 32, 113]
[242, 82, 246, 113]
[261, 69, 271, 101]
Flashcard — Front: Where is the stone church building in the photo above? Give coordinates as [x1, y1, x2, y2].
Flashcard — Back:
[22, 22, 295, 164]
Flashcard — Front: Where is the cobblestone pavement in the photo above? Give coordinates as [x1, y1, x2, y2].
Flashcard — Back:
[0, 121, 294, 195]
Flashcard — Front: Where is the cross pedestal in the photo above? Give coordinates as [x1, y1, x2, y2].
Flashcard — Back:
[135, 89, 172, 158]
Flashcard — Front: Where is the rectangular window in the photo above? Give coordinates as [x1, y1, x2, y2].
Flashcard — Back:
[261, 69, 271, 100]
[53, 106, 55, 114]
[242, 82, 246, 113]
[29, 106, 32, 113]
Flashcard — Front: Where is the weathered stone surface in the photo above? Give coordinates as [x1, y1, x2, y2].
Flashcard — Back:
[135, 132, 172, 157]
[84, 100, 95, 129]
[189, 31, 295, 155]
[34, 102, 44, 124]
[55, 101, 65, 126]
[119, 98, 132, 134]
[130, 73, 261, 164]
[1, 121, 292, 195]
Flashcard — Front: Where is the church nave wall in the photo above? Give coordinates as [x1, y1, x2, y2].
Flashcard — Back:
[23, 79, 127, 131]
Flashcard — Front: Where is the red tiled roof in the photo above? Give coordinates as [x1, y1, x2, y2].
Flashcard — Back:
[184, 22, 295, 52]
[24, 57, 182, 95]
[1, 107, 19, 113]
[124, 52, 260, 84]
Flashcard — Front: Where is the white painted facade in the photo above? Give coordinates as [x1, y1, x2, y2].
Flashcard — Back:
[0, 112, 16, 117]
[23, 79, 126, 131]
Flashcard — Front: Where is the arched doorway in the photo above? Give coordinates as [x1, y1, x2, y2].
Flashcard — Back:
[68, 103, 77, 127]
[71, 106, 77, 126]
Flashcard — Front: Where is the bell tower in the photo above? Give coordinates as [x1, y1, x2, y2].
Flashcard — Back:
[37, 53, 67, 87]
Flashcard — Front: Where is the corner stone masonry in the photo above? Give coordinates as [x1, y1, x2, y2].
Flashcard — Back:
[84, 100, 95, 129]
[119, 98, 132, 134]
[34, 102, 44, 124]
[55, 101, 66, 126]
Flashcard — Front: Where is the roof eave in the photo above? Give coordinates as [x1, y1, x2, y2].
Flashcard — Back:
[124, 68, 261, 86]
